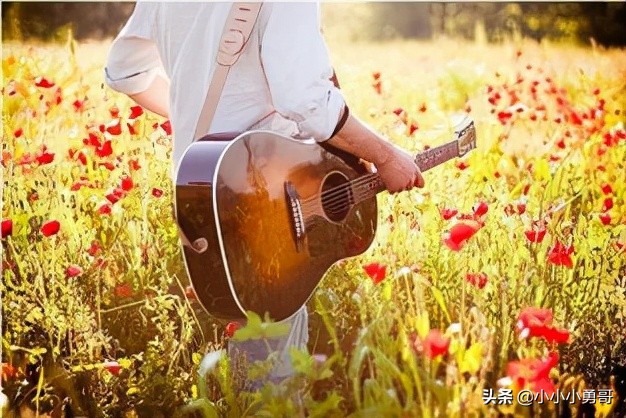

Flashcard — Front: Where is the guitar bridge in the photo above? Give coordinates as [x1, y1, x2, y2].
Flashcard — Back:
[285, 181, 306, 252]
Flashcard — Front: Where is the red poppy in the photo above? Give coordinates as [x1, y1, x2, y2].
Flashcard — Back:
[440, 207, 458, 220]
[84, 132, 101, 147]
[599, 213, 611, 225]
[121, 176, 134, 191]
[160, 120, 172, 135]
[129, 159, 141, 171]
[601, 183, 613, 195]
[77, 152, 87, 165]
[408, 122, 418, 136]
[184, 285, 197, 300]
[363, 262, 387, 284]
[524, 227, 547, 243]
[72, 99, 84, 112]
[14, 128, 23, 138]
[547, 240, 574, 268]
[98, 204, 112, 215]
[114, 283, 133, 298]
[106, 191, 123, 205]
[421, 329, 450, 359]
[443, 221, 481, 251]
[152, 188, 163, 198]
[95, 140, 113, 158]
[372, 81, 382, 95]
[127, 122, 138, 135]
[517, 307, 569, 344]
[466, 272, 488, 289]
[88, 241, 101, 256]
[36, 151, 55, 165]
[35, 76, 55, 88]
[41, 220, 60, 236]
[393, 107, 405, 116]
[372, 72, 381, 80]
[456, 161, 469, 170]
[106, 119, 122, 136]
[516, 201, 527, 215]
[473, 201, 489, 217]
[2, 363, 18, 381]
[109, 105, 120, 118]
[224, 321, 241, 338]
[602, 198, 613, 211]
[506, 352, 559, 394]
[497, 111, 513, 124]
[129, 105, 144, 119]
[1, 219, 12, 238]
[66, 265, 82, 277]
[419, 103, 427, 113]
[99, 162, 115, 171]
[102, 361, 122, 376]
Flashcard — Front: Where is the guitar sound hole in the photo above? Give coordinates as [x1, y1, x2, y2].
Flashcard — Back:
[321, 172, 352, 222]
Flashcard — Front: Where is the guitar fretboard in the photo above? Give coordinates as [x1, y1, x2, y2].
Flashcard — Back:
[348, 139, 460, 205]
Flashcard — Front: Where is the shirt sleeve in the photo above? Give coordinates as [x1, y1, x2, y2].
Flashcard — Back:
[104, 3, 163, 95]
[260, 3, 346, 142]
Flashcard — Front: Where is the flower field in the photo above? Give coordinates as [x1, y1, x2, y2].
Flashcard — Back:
[1, 37, 626, 418]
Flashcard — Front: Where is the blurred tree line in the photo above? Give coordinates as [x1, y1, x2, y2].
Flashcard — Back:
[2, 2, 625, 46]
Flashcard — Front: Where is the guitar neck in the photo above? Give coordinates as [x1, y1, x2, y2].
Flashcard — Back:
[350, 139, 460, 202]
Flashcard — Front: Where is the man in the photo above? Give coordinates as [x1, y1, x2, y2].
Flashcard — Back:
[105, 2, 424, 389]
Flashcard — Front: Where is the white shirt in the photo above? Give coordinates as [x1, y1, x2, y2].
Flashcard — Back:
[105, 2, 346, 172]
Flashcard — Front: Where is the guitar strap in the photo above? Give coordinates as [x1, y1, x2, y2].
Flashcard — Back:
[179, 2, 262, 252]
[193, 2, 263, 141]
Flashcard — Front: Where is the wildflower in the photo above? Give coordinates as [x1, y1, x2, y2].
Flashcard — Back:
[466, 272, 488, 289]
[120, 176, 134, 191]
[599, 213, 611, 225]
[363, 262, 387, 284]
[524, 227, 547, 243]
[185, 285, 197, 300]
[129, 159, 141, 171]
[106, 119, 122, 136]
[14, 128, 23, 138]
[547, 240, 574, 268]
[506, 352, 559, 394]
[41, 220, 60, 237]
[1, 219, 12, 238]
[66, 265, 82, 277]
[601, 183, 613, 195]
[152, 188, 163, 198]
[113, 283, 133, 298]
[517, 307, 570, 344]
[88, 241, 101, 256]
[129, 105, 144, 119]
[440, 207, 458, 220]
[34, 76, 55, 88]
[443, 220, 481, 251]
[103, 361, 122, 376]
[95, 140, 113, 158]
[160, 120, 172, 135]
[602, 198, 613, 211]
[422, 329, 450, 359]
[224, 321, 241, 338]
[109, 105, 120, 118]
[98, 204, 112, 215]
[473, 201, 489, 217]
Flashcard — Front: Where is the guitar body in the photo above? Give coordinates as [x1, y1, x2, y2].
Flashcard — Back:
[175, 131, 378, 321]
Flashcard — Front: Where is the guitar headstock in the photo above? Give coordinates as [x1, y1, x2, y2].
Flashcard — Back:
[453, 114, 477, 157]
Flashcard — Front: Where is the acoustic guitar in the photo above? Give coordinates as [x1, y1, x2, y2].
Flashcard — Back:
[175, 115, 477, 321]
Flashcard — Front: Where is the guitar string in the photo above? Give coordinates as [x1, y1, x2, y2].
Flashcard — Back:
[299, 174, 379, 211]
[298, 146, 455, 213]
[300, 173, 379, 206]
[299, 145, 452, 206]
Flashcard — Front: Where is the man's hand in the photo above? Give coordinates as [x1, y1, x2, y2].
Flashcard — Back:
[376, 146, 425, 193]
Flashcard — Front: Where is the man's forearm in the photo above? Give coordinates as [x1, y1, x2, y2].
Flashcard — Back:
[325, 113, 396, 167]
[128, 75, 170, 118]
